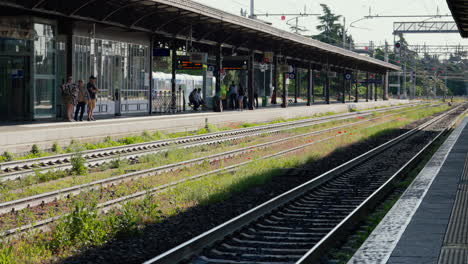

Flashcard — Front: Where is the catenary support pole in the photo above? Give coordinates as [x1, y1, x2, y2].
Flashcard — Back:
[384, 71, 389, 100]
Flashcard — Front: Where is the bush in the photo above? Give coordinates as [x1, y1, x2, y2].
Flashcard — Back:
[1, 151, 14, 162]
[52, 143, 62, 153]
[31, 144, 41, 155]
[50, 201, 107, 251]
[70, 151, 87, 176]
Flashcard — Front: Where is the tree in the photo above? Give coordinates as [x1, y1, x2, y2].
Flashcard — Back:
[313, 4, 343, 46]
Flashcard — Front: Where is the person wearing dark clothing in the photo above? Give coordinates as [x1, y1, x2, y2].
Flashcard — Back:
[229, 82, 238, 110]
[238, 83, 245, 111]
[189, 89, 200, 110]
[74, 80, 88, 121]
[197, 88, 205, 107]
[254, 91, 259, 108]
[87, 76, 99, 121]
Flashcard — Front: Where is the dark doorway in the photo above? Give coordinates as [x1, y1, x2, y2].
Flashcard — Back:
[0, 56, 29, 121]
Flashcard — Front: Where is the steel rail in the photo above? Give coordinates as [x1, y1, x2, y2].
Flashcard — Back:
[0, 111, 408, 217]
[144, 104, 466, 264]
[0, 123, 364, 239]
[0, 104, 420, 181]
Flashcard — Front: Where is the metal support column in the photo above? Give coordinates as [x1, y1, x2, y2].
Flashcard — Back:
[149, 36, 154, 115]
[307, 63, 312, 106]
[281, 72, 288, 108]
[355, 70, 359, 103]
[341, 71, 346, 104]
[294, 69, 299, 103]
[248, 50, 255, 110]
[171, 41, 177, 113]
[215, 44, 222, 112]
[366, 72, 370, 102]
[271, 56, 278, 104]
[374, 75, 378, 101]
[384, 71, 389, 100]
[325, 64, 330, 104]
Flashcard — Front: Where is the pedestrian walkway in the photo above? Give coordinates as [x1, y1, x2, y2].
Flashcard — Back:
[348, 116, 468, 264]
[0, 100, 408, 154]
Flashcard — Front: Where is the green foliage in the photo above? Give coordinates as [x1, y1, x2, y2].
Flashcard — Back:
[51, 143, 62, 153]
[108, 158, 128, 169]
[70, 151, 88, 176]
[50, 201, 107, 251]
[0, 151, 14, 163]
[0, 245, 13, 264]
[30, 144, 41, 156]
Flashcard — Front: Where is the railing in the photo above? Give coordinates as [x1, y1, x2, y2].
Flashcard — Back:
[151, 90, 185, 113]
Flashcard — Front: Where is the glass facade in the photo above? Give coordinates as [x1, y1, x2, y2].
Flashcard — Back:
[73, 36, 150, 115]
[33, 23, 57, 117]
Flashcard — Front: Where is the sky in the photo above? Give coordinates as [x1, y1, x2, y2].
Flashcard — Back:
[193, 0, 468, 48]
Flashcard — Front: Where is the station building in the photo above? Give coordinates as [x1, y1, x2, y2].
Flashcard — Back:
[0, 0, 400, 121]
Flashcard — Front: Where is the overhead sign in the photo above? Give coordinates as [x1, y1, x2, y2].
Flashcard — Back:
[153, 48, 170, 57]
[223, 56, 248, 70]
[288, 65, 296, 80]
[189, 52, 208, 64]
[177, 56, 203, 70]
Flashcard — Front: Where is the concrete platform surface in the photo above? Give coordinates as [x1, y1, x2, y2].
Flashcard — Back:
[348, 117, 468, 264]
[0, 100, 409, 154]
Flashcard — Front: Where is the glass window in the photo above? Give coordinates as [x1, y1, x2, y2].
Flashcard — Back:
[34, 78, 55, 116]
[33, 23, 56, 118]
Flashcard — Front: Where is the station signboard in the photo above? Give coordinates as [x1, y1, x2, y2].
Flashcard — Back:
[177, 56, 204, 70]
[223, 56, 248, 70]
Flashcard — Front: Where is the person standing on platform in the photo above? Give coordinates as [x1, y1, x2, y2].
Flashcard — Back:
[189, 88, 199, 110]
[229, 81, 238, 110]
[74, 80, 89, 122]
[238, 83, 245, 111]
[197, 88, 205, 107]
[60, 76, 78, 122]
[87, 76, 99, 121]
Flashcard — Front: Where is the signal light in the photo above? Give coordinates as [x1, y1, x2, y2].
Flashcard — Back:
[281, 15, 286, 21]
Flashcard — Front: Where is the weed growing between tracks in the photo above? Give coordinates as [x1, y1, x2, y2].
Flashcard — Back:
[0, 109, 403, 201]
[0, 105, 451, 263]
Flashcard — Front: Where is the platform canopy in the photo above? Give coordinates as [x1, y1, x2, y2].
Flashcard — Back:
[0, 0, 400, 72]
[447, 0, 468, 38]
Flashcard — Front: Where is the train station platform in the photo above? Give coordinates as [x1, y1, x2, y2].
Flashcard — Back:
[349, 116, 468, 264]
[0, 100, 409, 154]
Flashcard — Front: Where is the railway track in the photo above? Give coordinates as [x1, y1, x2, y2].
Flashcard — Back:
[0, 110, 402, 217]
[0, 104, 420, 181]
[0, 105, 432, 238]
[144, 104, 467, 264]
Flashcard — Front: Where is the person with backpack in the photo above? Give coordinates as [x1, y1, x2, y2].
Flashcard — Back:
[60, 76, 78, 122]
[74, 80, 89, 122]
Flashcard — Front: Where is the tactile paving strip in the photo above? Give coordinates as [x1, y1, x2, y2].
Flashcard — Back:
[439, 155, 468, 264]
